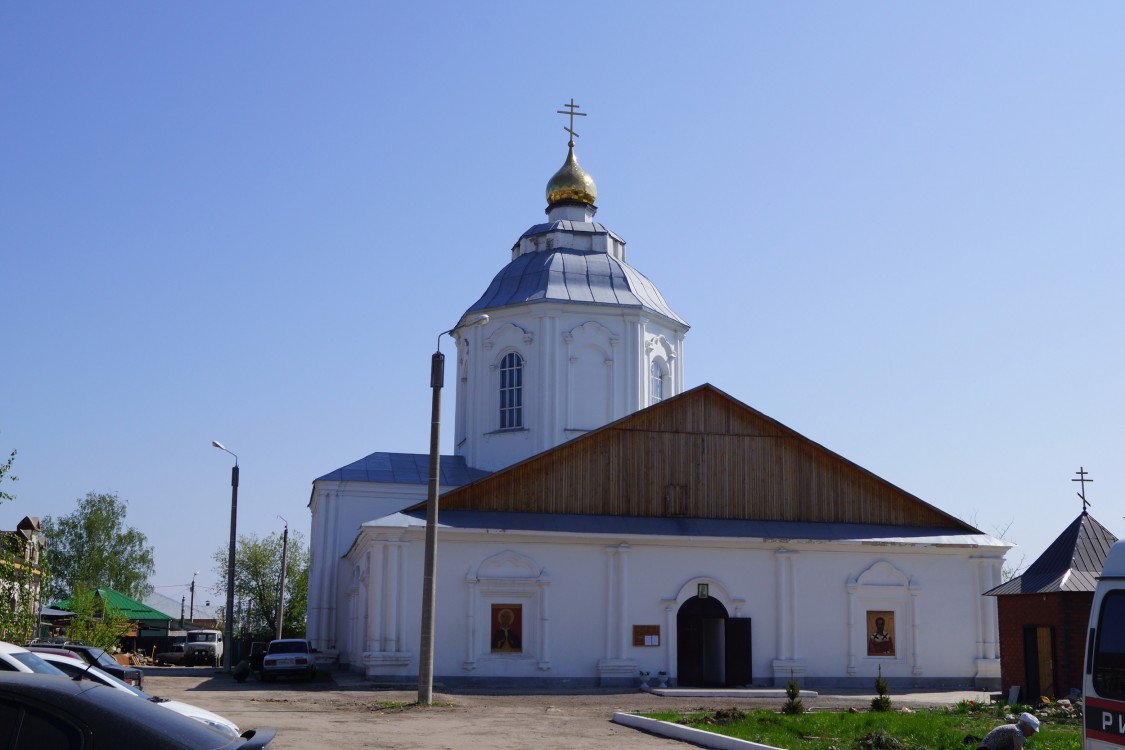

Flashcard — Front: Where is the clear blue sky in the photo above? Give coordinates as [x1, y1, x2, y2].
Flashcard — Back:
[3, 3, 1122, 602]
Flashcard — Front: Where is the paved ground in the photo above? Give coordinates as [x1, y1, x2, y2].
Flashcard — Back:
[144, 667, 990, 750]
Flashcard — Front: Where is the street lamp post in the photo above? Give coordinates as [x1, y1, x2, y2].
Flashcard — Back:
[190, 570, 199, 622]
[212, 440, 239, 673]
[275, 516, 289, 641]
[418, 314, 488, 705]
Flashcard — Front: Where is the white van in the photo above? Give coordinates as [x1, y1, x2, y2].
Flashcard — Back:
[1084, 539, 1125, 748]
[183, 629, 224, 667]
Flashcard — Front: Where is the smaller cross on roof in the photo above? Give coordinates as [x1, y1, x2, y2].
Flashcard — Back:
[1073, 466, 1093, 512]
[556, 98, 587, 147]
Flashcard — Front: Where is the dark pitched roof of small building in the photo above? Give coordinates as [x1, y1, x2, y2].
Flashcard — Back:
[315, 451, 491, 486]
[986, 511, 1119, 595]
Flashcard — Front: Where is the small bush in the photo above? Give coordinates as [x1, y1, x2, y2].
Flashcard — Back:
[871, 665, 892, 712]
[782, 671, 804, 715]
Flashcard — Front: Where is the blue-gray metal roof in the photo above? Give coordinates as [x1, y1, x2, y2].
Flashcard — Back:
[316, 452, 491, 486]
[986, 511, 1119, 595]
[520, 220, 622, 240]
[465, 246, 687, 326]
[368, 509, 1004, 546]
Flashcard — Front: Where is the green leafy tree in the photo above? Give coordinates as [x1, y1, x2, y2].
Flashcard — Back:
[42, 492, 155, 602]
[0, 441, 16, 505]
[63, 589, 131, 652]
[211, 530, 308, 638]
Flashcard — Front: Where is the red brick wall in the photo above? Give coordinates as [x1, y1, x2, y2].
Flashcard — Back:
[996, 592, 1093, 700]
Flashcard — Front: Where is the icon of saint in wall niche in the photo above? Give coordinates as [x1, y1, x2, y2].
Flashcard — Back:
[491, 605, 522, 653]
[867, 611, 895, 656]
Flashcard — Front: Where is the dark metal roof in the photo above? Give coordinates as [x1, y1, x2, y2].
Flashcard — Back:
[464, 246, 687, 326]
[316, 452, 491, 486]
[520, 220, 622, 240]
[986, 511, 1119, 595]
[374, 509, 1002, 546]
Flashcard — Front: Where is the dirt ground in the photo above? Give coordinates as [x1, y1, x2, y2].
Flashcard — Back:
[144, 667, 986, 750]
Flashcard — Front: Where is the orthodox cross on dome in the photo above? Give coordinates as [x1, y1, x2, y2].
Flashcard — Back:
[1073, 466, 1093, 512]
[556, 98, 587, 147]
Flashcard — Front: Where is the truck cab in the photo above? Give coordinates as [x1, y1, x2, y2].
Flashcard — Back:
[183, 629, 224, 668]
[1084, 539, 1125, 749]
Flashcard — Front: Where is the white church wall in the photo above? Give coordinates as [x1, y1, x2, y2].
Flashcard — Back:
[343, 524, 1002, 689]
[307, 479, 444, 652]
[799, 548, 1000, 688]
[458, 305, 687, 472]
[613, 542, 781, 682]
[446, 534, 610, 680]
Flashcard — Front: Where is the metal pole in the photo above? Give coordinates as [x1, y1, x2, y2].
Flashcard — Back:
[417, 347, 444, 704]
[190, 576, 196, 621]
[225, 463, 239, 672]
[275, 522, 289, 641]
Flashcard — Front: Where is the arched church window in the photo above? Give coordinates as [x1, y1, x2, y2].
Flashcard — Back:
[499, 352, 524, 429]
[650, 360, 665, 405]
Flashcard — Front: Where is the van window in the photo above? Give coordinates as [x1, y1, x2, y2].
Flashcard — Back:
[1093, 590, 1125, 700]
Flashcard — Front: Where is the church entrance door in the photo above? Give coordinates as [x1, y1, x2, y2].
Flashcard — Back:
[677, 595, 751, 687]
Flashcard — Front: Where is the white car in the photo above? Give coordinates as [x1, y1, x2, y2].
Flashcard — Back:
[38, 651, 241, 738]
[260, 638, 317, 682]
[0, 640, 67, 675]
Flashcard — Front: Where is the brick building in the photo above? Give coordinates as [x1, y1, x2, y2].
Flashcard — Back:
[986, 511, 1118, 701]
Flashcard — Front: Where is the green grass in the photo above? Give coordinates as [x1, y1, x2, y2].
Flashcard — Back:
[641, 704, 1082, 750]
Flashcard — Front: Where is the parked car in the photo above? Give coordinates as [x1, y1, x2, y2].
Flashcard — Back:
[26, 642, 144, 689]
[0, 641, 67, 675]
[184, 629, 225, 667]
[36, 651, 241, 738]
[0, 672, 276, 749]
[261, 639, 317, 682]
[155, 642, 186, 666]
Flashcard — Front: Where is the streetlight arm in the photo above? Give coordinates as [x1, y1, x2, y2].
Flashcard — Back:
[212, 440, 238, 466]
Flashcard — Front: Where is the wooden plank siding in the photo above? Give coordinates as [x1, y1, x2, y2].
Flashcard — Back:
[435, 384, 976, 531]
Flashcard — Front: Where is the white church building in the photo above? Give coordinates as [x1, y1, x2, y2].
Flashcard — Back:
[307, 111, 1007, 689]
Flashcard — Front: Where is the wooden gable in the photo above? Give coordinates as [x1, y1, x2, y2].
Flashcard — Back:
[436, 384, 978, 530]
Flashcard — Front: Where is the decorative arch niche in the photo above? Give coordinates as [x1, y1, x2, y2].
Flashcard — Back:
[846, 560, 921, 677]
[463, 550, 551, 672]
[563, 321, 618, 430]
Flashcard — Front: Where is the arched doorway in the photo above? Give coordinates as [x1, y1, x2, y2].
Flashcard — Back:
[676, 595, 752, 687]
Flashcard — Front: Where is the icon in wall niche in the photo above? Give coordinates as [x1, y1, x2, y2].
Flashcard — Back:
[491, 604, 522, 652]
[867, 610, 895, 656]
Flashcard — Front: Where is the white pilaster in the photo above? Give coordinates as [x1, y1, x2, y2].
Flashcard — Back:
[538, 580, 551, 671]
[463, 576, 478, 670]
[910, 581, 922, 675]
[771, 548, 806, 685]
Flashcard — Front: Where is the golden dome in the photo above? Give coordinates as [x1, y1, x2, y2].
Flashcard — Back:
[546, 145, 597, 206]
